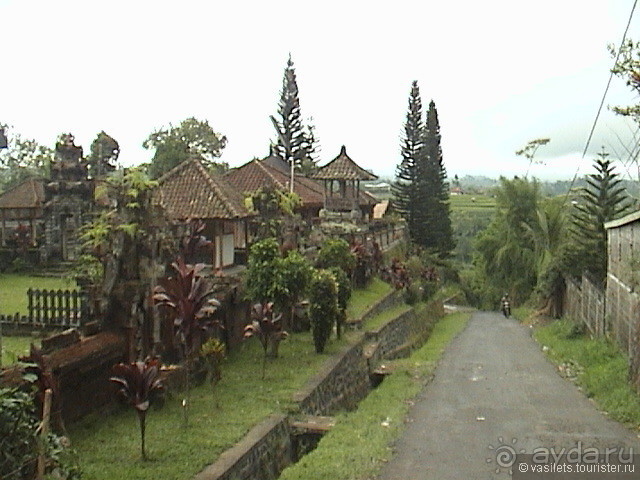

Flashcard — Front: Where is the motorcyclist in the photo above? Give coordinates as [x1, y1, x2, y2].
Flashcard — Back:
[500, 293, 511, 318]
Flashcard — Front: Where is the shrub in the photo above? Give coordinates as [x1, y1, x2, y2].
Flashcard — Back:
[329, 267, 352, 339]
[316, 238, 356, 276]
[309, 270, 339, 353]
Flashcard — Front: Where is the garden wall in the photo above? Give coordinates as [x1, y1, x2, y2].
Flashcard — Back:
[194, 298, 444, 480]
[563, 274, 605, 337]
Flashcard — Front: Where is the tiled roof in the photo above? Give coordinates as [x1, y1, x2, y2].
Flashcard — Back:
[0, 178, 45, 209]
[312, 146, 378, 181]
[155, 158, 252, 220]
[225, 158, 325, 208]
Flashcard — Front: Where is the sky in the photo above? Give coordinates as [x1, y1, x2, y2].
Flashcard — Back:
[1, 0, 639, 181]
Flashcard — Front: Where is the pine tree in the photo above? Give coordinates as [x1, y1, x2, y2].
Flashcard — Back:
[392, 81, 425, 242]
[272, 55, 317, 174]
[419, 100, 455, 257]
[568, 148, 631, 282]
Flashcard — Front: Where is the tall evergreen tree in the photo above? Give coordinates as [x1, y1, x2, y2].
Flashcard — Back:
[392, 81, 425, 242]
[420, 100, 455, 257]
[272, 55, 317, 174]
[567, 148, 631, 282]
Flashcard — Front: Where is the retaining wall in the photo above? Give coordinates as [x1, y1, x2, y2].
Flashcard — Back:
[194, 297, 444, 480]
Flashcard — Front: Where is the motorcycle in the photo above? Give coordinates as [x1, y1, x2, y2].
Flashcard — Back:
[501, 299, 511, 318]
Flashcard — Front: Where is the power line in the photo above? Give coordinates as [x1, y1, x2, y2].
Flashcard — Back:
[582, 0, 638, 159]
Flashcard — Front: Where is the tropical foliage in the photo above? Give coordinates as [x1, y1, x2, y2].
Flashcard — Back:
[309, 270, 339, 353]
[110, 358, 164, 460]
[143, 117, 227, 178]
[244, 302, 288, 378]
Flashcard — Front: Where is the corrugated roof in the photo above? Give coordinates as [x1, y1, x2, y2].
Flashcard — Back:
[155, 158, 252, 220]
[0, 178, 45, 209]
[312, 146, 378, 181]
[225, 158, 325, 207]
[604, 209, 640, 230]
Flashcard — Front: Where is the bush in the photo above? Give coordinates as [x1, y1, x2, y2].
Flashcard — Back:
[329, 267, 352, 339]
[309, 270, 339, 353]
[0, 387, 80, 479]
[316, 238, 355, 276]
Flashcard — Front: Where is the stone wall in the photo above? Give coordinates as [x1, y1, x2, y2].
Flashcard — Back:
[193, 414, 292, 480]
[293, 336, 371, 415]
[193, 298, 444, 480]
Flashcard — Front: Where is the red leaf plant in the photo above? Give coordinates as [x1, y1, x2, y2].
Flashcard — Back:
[153, 257, 221, 360]
[110, 358, 164, 460]
[244, 302, 288, 378]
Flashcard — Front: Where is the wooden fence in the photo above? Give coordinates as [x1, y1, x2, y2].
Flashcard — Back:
[0, 288, 87, 329]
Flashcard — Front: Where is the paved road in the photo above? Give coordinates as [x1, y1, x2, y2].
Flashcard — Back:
[377, 311, 640, 479]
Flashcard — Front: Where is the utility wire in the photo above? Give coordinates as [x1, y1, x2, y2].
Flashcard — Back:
[559, 0, 638, 210]
[582, 0, 638, 159]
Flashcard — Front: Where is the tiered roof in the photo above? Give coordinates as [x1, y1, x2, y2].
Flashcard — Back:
[312, 146, 378, 181]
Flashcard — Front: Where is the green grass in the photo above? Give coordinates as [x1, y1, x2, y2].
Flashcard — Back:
[68, 278, 394, 480]
[534, 319, 640, 426]
[449, 193, 496, 212]
[346, 278, 392, 322]
[362, 303, 411, 331]
[0, 274, 77, 315]
[71, 333, 349, 480]
[279, 311, 471, 480]
[0, 335, 37, 366]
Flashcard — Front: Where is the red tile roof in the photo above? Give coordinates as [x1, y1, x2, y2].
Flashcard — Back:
[0, 178, 45, 209]
[312, 146, 378, 181]
[225, 159, 325, 208]
[155, 158, 252, 220]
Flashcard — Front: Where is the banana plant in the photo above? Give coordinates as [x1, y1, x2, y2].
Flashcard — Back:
[110, 358, 163, 460]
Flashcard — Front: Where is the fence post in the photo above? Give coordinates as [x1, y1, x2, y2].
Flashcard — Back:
[36, 388, 52, 480]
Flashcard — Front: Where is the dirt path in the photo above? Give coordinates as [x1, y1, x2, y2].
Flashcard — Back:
[377, 311, 640, 479]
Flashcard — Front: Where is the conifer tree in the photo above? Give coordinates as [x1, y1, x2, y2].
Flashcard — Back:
[419, 100, 455, 257]
[568, 148, 631, 282]
[392, 81, 425, 242]
[272, 55, 317, 174]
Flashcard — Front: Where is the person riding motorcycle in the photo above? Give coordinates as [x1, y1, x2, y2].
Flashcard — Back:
[500, 294, 511, 318]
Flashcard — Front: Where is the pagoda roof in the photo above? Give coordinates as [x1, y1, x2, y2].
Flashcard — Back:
[312, 146, 378, 181]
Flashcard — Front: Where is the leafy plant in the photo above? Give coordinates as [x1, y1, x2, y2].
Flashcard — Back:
[316, 238, 356, 277]
[153, 257, 221, 360]
[0, 387, 38, 479]
[244, 302, 288, 378]
[109, 358, 164, 460]
[329, 267, 352, 339]
[309, 270, 338, 353]
[199, 338, 226, 385]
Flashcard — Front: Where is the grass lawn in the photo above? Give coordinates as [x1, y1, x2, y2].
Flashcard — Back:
[534, 319, 640, 427]
[278, 311, 471, 480]
[346, 277, 392, 322]
[1, 335, 37, 366]
[68, 278, 394, 480]
[0, 273, 77, 315]
[362, 303, 411, 331]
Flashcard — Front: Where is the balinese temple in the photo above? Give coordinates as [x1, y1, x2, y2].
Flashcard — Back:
[42, 135, 94, 262]
[312, 145, 378, 220]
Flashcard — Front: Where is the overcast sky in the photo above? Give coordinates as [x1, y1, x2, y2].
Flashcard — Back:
[1, 0, 639, 181]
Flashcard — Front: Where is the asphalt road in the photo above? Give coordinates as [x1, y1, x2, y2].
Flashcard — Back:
[377, 311, 640, 479]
